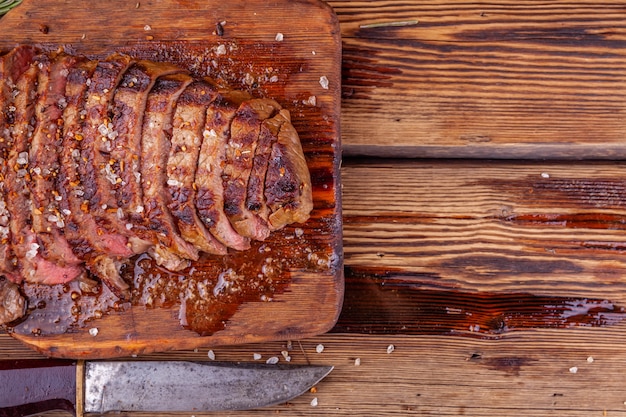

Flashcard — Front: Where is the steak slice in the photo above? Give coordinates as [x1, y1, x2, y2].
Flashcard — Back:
[57, 58, 133, 294]
[28, 53, 82, 267]
[0, 46, 37, 282]
[264, 109, 314, 229]
[138, 73, 199, 269]
[109, 60, 183, 229]
[166, 80, 226, 255]
[59, 58, 130, 257]
[222, 98, 280, 241]
[6, 61, 82, 284]
[0, 277, 25, 325]
[78, 54, 138, 247]
[245, 109, 288, 228]
[196, 91, 251, 251]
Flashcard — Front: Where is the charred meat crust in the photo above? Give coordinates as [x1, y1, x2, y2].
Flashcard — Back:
[58, 58, 131, 258]
[78, 54, 134, 239]
[265, 109, 314, 229]
[222, 98, 280, 241]
[138, 73, 201, 268]
[0, 46, 313, 296]
[0, 46, 38, 283]
[110, 60, 184, 224]
[28, 53, 82, 267]
[245, 110, 289, 226]
[57, 59, 133, 296]
[167, 80, 227, 255]
[196, 92, 251, 251]
[6, 59, 82, 284]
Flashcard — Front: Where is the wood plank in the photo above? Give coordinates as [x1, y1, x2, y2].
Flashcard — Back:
[342, 159, 626, 303]
[329, 0, 626, 159]
[6, 159, 626, 415]
[0, 0, 343, 358]
[5, 332, 626, 416]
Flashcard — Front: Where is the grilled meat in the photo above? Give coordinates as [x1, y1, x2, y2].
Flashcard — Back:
[0, 46, 313, 324]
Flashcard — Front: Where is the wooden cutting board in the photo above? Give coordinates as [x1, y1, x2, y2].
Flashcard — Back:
[0, 0, 343, 359]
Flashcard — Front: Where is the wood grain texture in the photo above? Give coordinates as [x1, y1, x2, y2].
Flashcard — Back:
[340, 160, 626, 338]
[0, 0, 343, 358]
[330, 0, 626, 159]
[4, 1, 626, 416]
[7, 159, 626, 416]
[343, 160, 626, 299]
[6, 331, 626, 416]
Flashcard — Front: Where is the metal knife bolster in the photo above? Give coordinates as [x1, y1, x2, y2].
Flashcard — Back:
[85, 360, 333, 413]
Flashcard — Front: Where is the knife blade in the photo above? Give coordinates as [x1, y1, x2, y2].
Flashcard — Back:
[0, 359, 333, 416]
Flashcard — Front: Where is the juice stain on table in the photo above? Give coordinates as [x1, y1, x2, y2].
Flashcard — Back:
[333, 266, 626, 337]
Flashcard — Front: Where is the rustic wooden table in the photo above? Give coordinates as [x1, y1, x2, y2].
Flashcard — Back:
[5, 1, 626, 415]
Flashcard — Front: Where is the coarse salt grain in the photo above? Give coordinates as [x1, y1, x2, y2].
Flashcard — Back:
[387, 344, 395, 354]
[243, 73, 255, 86]
[310, 397, 318, 407]
[144, 24, 152, 31]
[316, 344, 324, 353]
[354, 357, 361, 366]
[204, 129, 217, 138]
[208, 350, 216, 360]
[253, 353, 262, 360]
[281, 351, 291, 362]
[275, 33, 284, 41]
[25, 243, 39, 260]
[266, 356, 279, 365]
[569, 366, 578, 373]
[16, 152, 28, 165]
[89, 328, 98, 336]
[319, 75, 329, 89]
[587, 356, 594, 363]
[541, 172, 550, 179]
[215, 44, 227, 55]
[303, 96, 317, 107]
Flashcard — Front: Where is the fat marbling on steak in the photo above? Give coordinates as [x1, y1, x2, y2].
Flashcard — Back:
[0, 45, 314, 325]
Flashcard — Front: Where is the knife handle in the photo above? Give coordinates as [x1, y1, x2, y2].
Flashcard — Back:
[0, 359, 77, 417]
[0, 399, 75, 417]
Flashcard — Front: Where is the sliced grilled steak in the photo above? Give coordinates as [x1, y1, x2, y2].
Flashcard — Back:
[166, 80, 226, 255]
[109, 60, 183, 228]
[0, 277, 25, 325]
[6, 60, 82, 284]
[28, 53, 82, 267]
[222, 98, 280, 241]
[59, 58, 130, 257]
[78, 54, 137, 245]
[245, 109, 287, 227]
[265, 109, 313, 229]
[139, 73, 199, 270]
[196, 91, 251, 251]
[0, 46, 314, 290]
[0, 45, 37, 283]
[57, 59, 133, 294]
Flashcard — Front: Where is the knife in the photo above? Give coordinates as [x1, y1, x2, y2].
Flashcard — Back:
[0, 359, 333, 416]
